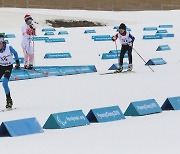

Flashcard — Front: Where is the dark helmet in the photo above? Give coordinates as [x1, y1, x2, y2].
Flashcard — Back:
[119, 23, 126, 30]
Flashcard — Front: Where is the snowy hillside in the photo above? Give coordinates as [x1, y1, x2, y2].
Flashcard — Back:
[0, 8, 180, 154]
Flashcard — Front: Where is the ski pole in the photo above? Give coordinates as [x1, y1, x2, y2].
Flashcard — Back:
[115, 41, 120, 64]
[133, 48, 154, 72]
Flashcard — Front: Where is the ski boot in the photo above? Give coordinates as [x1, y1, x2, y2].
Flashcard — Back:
[24, 65, 28, 69]
[127, 64, 133, 71]
[114, 65, 123, 73]
[28, 64, 34, 70]
[6, 98, 13, 109]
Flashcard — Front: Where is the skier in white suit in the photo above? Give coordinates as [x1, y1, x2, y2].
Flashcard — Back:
[21, 14, 36, 70]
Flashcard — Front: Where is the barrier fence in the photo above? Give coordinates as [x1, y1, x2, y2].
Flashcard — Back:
[0, 0, 180, 11]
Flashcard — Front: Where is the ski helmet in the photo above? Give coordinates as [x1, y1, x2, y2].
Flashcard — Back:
[119, 23, 126, 30]
[24, 14, 33, 22]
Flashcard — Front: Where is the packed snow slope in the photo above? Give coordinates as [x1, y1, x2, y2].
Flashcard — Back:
[0, 8, 180, 154]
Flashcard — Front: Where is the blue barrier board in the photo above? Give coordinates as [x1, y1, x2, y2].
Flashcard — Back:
[43, 110, 89, 129]
[42, 28, 56, 32]
[124, 99, 162, 116]
[45, 38, 65, 43]
[58, 31, 69, 35]
[0, 117, 43, 137]
[143, 27, 157, 31]
[145, 58, 167, 65]
[32, 37, 49, 41]
[156, 45, 171, 51]
[161, 96, 180, 110]
[86, 105, 125, 123]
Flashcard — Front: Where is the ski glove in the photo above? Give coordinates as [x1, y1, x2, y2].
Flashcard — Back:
[112, 36, 116, 41]
[128, 42, 133, 47]
[26, 28, 36, 35]
[15, 60, 20, 70]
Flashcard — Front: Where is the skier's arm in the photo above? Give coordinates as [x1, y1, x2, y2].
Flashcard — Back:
[129, 33, 135, 43]
[9, 46, 20, 69]
[112, 33, 118, 41]
[9, 46, 19, 61]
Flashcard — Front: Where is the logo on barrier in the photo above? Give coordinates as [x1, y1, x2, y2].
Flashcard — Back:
[43, 110, 89, 129]
[156, 30, 168, 34]
[42, 28, 56, 32]
[143, 27, 157, 31]
[145, 58, 167, 65]
[156, 33, 174, 38]
[86, 106, 125, 123]
[102, 52, 128, 59]
[44, 53, 71, 59]
[124, 99, 162, 116]
[58, 65, 97, 75]
[161, 96, 180, 110]
[0, 117, 43, 137]
[33, 37, 49, 41]
[143, 35, 162, 40]
[45, 38, 65, 43]
[158, 25, 173, 28]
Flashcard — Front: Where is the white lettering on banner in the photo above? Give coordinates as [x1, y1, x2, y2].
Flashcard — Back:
[56, 115, 86, 126]
[136, 103, 157, 110]
[56, 116, 67, 126]
[97, 110, 120, 119]
[66, 116, 85, 122]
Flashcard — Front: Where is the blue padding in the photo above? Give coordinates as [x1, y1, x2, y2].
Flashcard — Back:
[26, 70, 47, 79]
[10, 70, 30, 81]
[58, 65, 97, 75]
[43, 110, 89, 129]
[102, 52, 128, 59]
[86, 105, 125, 123]
[109, 50, 121, 54]
[143, 35, 162, 39]
[94, 37, 112, 41]
[44, 32, 54, 35]
[124, 99, 162, 116]
[159, 25, 173, 28]
[108, 62, 128, 70]
[13, 57, 24, 64]
[156, 30, 168, 34]
[145, 58, 167, 65]
[84, 30, 96, 34]
[156, 45, 171, 51]
[0, 117, 43, 137]
[161, 96, 180, 110]
[5, 34, 15, 38]
[35, 67, 61, 76]
[143, 27, 157, 31]
[32, 37, 49, 41]
[92, 35, 111, 39]
[58, 31, 69, 35]
[44, 53, 71, 59]
[42, 28, 56, 32]
[155, 33, 174, 38]
[45, 38, 65, 43]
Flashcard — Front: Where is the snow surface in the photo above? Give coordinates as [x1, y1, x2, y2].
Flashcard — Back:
[0, 8, 180, 154]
